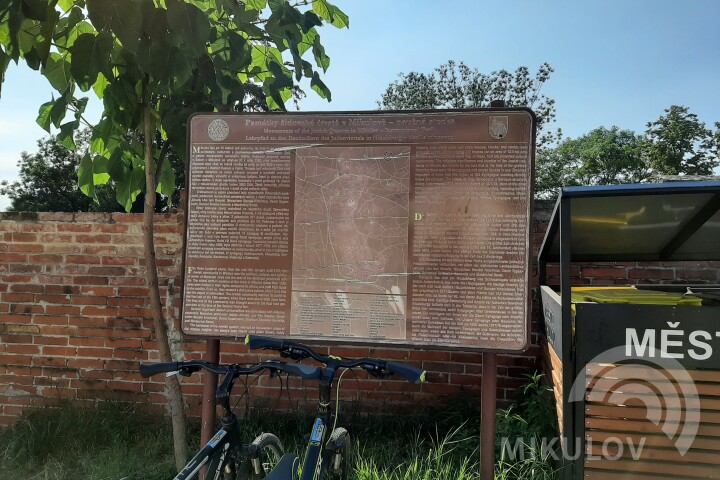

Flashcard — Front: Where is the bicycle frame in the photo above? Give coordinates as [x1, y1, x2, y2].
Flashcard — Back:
[296, 366, 338, 480]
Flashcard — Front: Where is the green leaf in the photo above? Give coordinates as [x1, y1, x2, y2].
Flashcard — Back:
[57, 121, 78, 150]
[70, 32, 113, 91]
[116, 165, 144, 212]
[312, 0, 349, 28]
[87, 0, 143, 53]
[311, 34, 329, 72]
[21, 0, 49, 21]
[166, 0, 210, 55]
[92, 72, 109, 98]
[77, 153, 97, 201]
[58, 0, 74, 13]
[310, 71, 331, 101]
[246, 0, 267, 10]
[42, 53, 72, 92]
[0, 47, 10, 98]
[36, 100, 54, 132]
[156, 157, 175, 202]
[49, 93, 69, 128]
[92, 156, 110, 185]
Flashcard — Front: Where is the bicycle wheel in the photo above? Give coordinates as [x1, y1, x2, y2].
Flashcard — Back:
[319, 427, 352, 480]
[247, 433, 284, 479]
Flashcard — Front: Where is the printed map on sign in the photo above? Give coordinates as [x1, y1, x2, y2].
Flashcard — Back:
[290, 146, 411, 339]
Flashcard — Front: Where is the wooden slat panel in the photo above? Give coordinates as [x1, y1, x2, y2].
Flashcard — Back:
[584, 469, 710, 480]
[584, 458, 720, 478]
[586, 391, 720, 411]
[586, 430, 720, 452]
[586, 364, 720, 383]
[585, 417, 720, 437]
[549, 343, 563, 373]
[586, 404, 720, 424]
[586, 377, 720, 397]
[587, 443, 720, 465]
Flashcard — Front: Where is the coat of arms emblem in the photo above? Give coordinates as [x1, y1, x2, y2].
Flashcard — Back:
[208, 119, 230, 141]
[489, 116, 508, 140]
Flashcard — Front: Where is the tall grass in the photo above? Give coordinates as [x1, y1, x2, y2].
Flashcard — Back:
[0, 373, 558, 479]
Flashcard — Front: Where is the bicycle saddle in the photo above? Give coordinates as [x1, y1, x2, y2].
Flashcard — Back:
[262, 453, 299, 480]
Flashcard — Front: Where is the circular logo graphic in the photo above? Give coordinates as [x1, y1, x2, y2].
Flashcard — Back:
[208, 119, 229, 142]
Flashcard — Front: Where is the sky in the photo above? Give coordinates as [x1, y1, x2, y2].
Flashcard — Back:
[1, 0, 719, 210]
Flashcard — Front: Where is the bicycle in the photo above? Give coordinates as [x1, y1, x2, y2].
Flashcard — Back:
[244, 335, 427, 480]
[136, 359, 324, 480]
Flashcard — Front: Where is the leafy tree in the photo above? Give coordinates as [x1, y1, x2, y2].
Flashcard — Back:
[645, 105, 720, 176]
[0, 0, 347, 470]
[1, 132, 118, 212]
[535, 126, 648, 198]
[0, 130, 185, 212]
[378, 60, 560, 146]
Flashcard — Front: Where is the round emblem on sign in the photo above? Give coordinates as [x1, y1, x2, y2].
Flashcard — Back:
[208, 119, 229, 142]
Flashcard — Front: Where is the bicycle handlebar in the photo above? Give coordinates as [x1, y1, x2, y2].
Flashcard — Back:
[138, 359, 322, 380]
[245, 335, 427, 384]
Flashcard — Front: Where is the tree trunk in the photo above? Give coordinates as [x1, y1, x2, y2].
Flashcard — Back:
[143, 99, 188, 472]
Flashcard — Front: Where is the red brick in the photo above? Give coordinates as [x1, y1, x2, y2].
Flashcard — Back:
[57, 224, 92, 232]
[105, 338, 143, 348]
[71, 296, 107, 306]
[108, 297, 145, 307]
[8, 243, 43, 253]
[118, 287, 148, 296]
[67, 358, 105, 370]
[36, 294, 71, 304]
[76, 328, 114, 337]
[87, 266, 127, 276]
[75, 234, 112, 243]
[0, 253, 26, 263]
[9, 304, 42, 315]
[12, 233, 37, 242]
[1, 293, 34, 303]
[628, 268, 675, 280]
[38, 326, 75, 336]
[28, 255, 62, 263]
[45, 306, 81, 315]
[94, 224, 129, 234]
[38, 233, 72, 242]
[42, 346, 76, 356]
[5, 344, 40, 355]
[118, 307, 151, 317]
[84, 245, 117, 255]
[79, 286, 116, 296]
[82, 306, 118, 316]
[77, 347, 113, 357]
[15, 223, 55, 233]
[66, 255, 102, 265]
[101, 256, 136, 266]
[45, 285, 80, 295]
[9, 284, 43, 294]
[33, 336, 69, 346]
[33, 315, 69, 325]
[0, 353, 32, 365]
[581, 267, 628, 278]
[2, 275, 34, 283]
[111, 213, 144, 223]
[33, 357, 68, 368]
[70, 337, 105, 347]
[73, 276, 109, 286]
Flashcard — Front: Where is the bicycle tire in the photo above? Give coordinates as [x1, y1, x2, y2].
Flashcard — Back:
[319, 427, 352, 480]
[246, 433, 285, 479]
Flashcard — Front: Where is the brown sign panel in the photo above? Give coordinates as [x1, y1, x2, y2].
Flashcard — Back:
[182, 110, 535, 351]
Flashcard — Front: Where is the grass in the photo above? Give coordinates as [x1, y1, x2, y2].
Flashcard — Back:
[0, 374, 557, 480]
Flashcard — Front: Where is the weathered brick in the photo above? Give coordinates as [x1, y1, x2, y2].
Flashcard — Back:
[73, 276, 110, 286]
[57, 224, 92, 233]
[75, 234, 112, 244]
[8, 243, 43, 253]
[66, 255, 102, 265]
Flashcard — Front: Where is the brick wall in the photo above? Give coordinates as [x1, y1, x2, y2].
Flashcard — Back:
[1, 203, 717, 425]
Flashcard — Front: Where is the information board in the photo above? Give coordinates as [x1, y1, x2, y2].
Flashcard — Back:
[182, 110, 535, 351]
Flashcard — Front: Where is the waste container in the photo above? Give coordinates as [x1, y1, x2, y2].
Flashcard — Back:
[538, 182, 720, 480]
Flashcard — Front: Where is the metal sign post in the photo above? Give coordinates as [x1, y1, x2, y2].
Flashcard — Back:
[480, 352, 498, 480]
